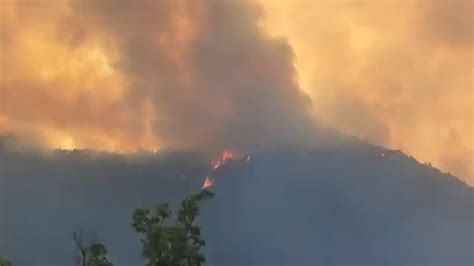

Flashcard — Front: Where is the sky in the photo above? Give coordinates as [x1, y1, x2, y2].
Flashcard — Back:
[0, 0, 472, 184]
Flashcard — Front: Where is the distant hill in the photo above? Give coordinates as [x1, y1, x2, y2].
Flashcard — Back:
[0, 140, 472, 266]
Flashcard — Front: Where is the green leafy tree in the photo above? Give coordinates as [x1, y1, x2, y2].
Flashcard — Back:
[0, 257, 11, 266]
[132, 190, 214, 266]
[87, 243, 113, 266]
[73, 232, 113, 266]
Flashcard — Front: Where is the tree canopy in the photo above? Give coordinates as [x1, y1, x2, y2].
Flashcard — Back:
[73, 232, 113, 266]
[132, 190, 214, 266]
[0, 257, 11, 266]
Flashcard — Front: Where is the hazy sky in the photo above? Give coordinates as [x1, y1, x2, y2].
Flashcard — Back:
[0, 0, 472, 184]
[259, 0, 473, 184]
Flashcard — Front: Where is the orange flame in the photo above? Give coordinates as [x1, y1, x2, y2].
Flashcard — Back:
[202, 176, 214, 190]
[202, 150, 252, 190]
[211, 150, 237, 170]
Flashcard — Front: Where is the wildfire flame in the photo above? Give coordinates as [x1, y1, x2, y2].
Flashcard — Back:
[202, 150, 251, 190]
[202, 177, 214, 190]
[211, 150, 237, 170]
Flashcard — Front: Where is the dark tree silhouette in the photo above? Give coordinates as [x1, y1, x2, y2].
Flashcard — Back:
[86, 243, 113, 266]
[132, 189, 214, 266]
[73, 232, 113, 266]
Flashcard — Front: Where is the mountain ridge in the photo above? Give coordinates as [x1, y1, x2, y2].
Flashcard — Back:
[0, 139, 472, 265]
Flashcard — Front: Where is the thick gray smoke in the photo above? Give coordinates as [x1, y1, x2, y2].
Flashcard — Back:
[1, 0, 316, 153]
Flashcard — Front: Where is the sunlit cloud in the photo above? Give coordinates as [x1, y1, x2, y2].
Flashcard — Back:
[259, 0, 473, 184]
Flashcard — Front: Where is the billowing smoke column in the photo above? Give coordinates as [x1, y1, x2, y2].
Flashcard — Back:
[0, 0, 316, 153]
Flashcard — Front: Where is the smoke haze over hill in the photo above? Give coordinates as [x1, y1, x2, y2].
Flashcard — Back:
[1, 0, 472, 183]
[0, 1, 472, 264]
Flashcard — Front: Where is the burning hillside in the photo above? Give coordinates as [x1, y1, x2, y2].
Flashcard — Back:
[202, 150, 251, 190]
